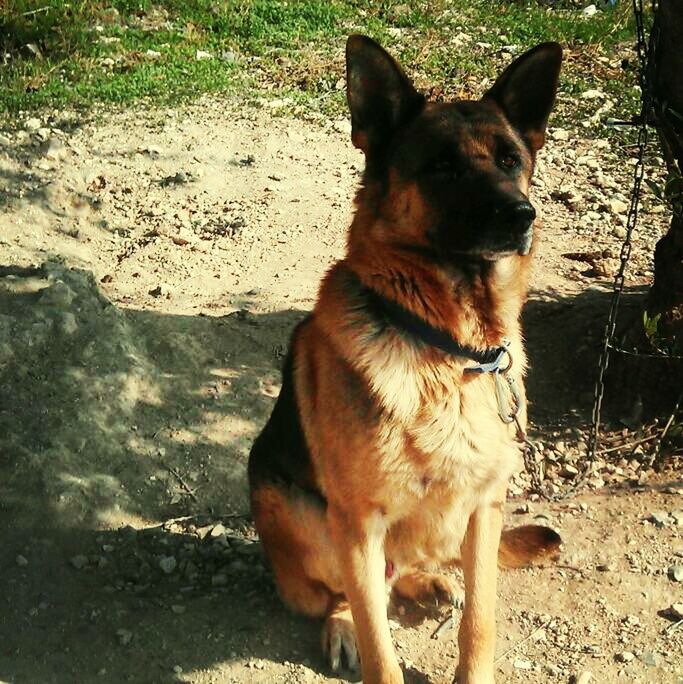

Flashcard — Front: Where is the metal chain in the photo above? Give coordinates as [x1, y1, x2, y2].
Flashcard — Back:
[515, 418, 547, 495]
[522, 1, 659, 501]
[575, 0, 657, 497]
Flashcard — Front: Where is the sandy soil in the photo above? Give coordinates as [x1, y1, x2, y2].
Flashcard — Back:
[0, 98, 681, 684]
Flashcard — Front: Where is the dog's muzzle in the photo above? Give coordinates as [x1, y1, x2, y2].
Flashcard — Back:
[500, 200, 536, 256]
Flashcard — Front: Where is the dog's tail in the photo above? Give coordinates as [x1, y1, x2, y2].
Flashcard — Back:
[498, 525, 562, 569]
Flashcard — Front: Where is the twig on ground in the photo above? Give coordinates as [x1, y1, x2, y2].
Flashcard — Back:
[493, 620, 550, 665]
[164, 464, 199, 502]
[144, 512, 252, 530]
[21, 5, 52, 17]
[665, 618, 683, 635]
[649, 392, 682, 467]
[432, 613, 455, 639]
[555, 564, 588, 578]
[596, 433, 659, 455]
[141, 515, 196, 530]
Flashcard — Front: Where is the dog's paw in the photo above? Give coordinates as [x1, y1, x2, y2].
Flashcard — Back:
[322, 607, 359, 672]
[393, 571, 464, 608]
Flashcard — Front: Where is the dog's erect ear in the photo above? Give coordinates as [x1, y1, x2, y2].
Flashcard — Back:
[484, 42, 562, 152]
[346, 34, 424, 154]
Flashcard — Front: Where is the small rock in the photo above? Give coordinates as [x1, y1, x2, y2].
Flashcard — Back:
[561, 464, 579, 478]
[221, 50, 238, 63]
[648, 511, 672, 528]
[582, 88, 605, 100]
[171, 604, 186, 614]
[145, 49, 161, 59]
[573, 672, 593, 684]
[196, 49, 213, 61]
[671, 510, 683, 526]
[173, 665, 183, 674]
[44, 137, 66, 160]
[16, 554, 28, 567]
[149, 283, 173, 298]
[141, 144, 162, 157]
[24, 117, 41, 131]
[668, 564, 683, 582]
[159, 556, 177, 574]
[195, 524, 213, 540]
[70, 555, 89, 570]
[210, 524, 227, 538]
[582, 4, 598, 16]
[513, 658, 533, 670]
[549, 128, 569, 141]
[116, 628, 133, 646]
[596, 562, 615, 572]
[616, 651, 635, 663]
[608, 198, 628, 215]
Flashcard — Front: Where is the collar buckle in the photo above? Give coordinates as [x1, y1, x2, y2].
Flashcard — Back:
[463, 339, 513, 375]
[463, 339, 521, 424]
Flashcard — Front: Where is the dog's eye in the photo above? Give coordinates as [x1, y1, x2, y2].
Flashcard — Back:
[499, 154, 519, 170]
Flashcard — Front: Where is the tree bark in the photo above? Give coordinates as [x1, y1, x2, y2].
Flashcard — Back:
[649, 0, 683, 341]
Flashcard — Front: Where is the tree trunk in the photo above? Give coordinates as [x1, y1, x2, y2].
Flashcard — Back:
[649, 0, 683, 342]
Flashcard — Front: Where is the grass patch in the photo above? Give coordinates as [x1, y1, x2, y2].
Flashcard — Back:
[1, 0, 642, 126]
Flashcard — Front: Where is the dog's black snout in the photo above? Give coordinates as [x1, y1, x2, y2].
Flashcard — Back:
[502, 201, 536, 232]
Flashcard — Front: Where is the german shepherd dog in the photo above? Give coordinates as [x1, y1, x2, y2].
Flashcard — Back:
[249, 36, 563, 683]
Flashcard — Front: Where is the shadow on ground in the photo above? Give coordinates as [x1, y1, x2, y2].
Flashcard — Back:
[524, 282, 682, 428]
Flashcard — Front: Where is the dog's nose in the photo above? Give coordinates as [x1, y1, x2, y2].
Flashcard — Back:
[502, 201, 536, 233]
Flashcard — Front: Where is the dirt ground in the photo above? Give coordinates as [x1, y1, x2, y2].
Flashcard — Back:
[0, 99, 682, 684]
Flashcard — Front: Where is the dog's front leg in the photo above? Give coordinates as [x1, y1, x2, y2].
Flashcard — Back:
[328, 505, 402, 684]
[455, 486, 506, 684]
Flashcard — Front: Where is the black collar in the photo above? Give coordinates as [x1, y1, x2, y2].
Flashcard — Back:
[359, 285, 509, 371]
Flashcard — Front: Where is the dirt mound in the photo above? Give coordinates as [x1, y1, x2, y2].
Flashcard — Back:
[0, 260, 298, 529]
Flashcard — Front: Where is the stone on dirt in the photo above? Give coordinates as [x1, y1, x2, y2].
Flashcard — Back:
[513, 658, 533, 670]
[70, 555, 89, 569]
[116, 628, 133, 646]
[648, 511, 672, 528]
[159, 556, 177, 574]
[615, 651, 635, 663]
[669, 565, 683, 582]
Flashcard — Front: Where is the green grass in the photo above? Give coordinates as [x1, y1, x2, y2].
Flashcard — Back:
[1, 0, 641, 124]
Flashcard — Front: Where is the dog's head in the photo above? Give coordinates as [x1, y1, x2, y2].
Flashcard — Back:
[346, 35, 562, 263]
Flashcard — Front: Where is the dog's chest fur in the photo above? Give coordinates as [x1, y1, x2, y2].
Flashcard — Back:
[352, 328, 524, 566]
